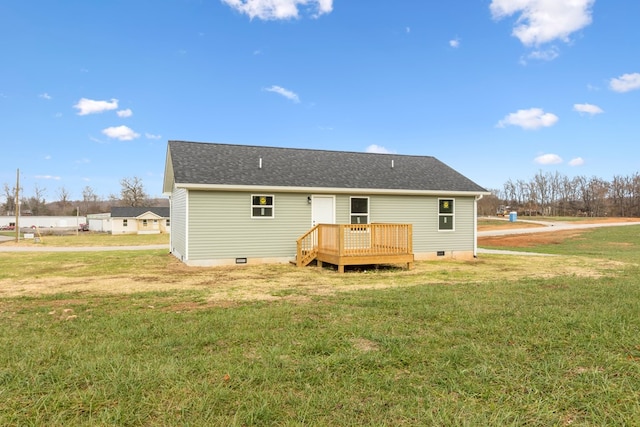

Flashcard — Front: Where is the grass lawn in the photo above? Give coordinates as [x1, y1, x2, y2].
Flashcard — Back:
[0, 232, 169, 247]
[1, 226, 640, 425]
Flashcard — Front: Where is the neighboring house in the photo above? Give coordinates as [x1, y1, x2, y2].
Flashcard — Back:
[110, 207, 171, 235]
[163, 140, 489, 268]
[86, 213, 111, 232]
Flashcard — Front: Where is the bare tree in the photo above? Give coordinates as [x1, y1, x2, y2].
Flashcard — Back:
[23, 184, 48, 215]
[82, 186, 100, 214]
[56, 186, 71, 215]
[632, 173, 640, 217]
[531, 171, 549, 215]
[2, 183, 17, 215]
[496, 170, 640, 219]
[610, 175, 630, 217]
[119, 176, 149, 207]
[558, 175, 578, 216]
[477, 190, 502, 216]
[503, 179, 517, 207]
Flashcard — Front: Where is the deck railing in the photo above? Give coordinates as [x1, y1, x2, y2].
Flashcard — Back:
[296, 223, 413, 270]
[296, 225, 319, 267]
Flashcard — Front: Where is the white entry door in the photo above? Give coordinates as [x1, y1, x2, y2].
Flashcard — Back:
[311, 195, 335, 227]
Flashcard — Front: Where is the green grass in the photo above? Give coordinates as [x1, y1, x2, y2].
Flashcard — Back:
[0, 249, 170, 280]
[0, 232, 169, 246]
[1, 280, 639, 425]
[1, 226, 640, 425]
[482, 224, 640, 264]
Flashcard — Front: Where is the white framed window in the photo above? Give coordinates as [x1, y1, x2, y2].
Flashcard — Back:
[438, 198, 454, 231]
[350, 197, 369, 224]
[251, 195, 274, 218]
[142, 219, 148, 227]
[123, 219, 128, 227]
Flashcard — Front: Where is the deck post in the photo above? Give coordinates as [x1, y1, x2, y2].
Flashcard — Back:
[407, 224, 413, 270]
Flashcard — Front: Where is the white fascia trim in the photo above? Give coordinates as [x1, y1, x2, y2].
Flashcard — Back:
[135, 212, 164, 219]
[173, 183, 491, 197]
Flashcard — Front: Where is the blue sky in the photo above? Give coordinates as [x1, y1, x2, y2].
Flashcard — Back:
[1, 0, 639, 200]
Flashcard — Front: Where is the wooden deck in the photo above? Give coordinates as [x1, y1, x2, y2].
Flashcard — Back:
[296, 223, 414, 273]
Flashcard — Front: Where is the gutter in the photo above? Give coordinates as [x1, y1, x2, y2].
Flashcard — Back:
[172, 182, 491, 198]
[474, 194, 484, 258]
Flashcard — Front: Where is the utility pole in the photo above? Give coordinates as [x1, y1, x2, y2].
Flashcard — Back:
[15, 168, 19, 242]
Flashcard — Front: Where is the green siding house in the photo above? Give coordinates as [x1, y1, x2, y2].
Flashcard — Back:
[163, 140, 489, 267]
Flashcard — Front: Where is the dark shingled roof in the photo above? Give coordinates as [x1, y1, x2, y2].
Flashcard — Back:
[111, 207, 170, 218]
[166, 140, 487, 193]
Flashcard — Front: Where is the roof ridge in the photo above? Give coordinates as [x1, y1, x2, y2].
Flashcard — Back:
[168, 140, 436, 160]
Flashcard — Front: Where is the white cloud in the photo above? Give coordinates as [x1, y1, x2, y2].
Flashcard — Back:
[101, 125, 140, 141]
[490, 0, 594, 46]
[366, 144, 395, 154]
[569, 157, 585, 166]
[39, 93, 52, 100]
[44, 155, 51, 160]
[117, 108, 133, 118]
[264, 85, 300, 103]
[89, 135, 105, 144]
[497, 108, 559, 130]
[449, 38, 460, 48]
[534, 153, 563, 165]
[74, 98, 118, 115]
[525, 46, 559, 62]
[609, 73, 640, 93]
[222, 0, 333, 20]
[35, 175, 61, 180]
[75, 158, 91, 164]
[573, 103, 603, 115]
[145, 132, 162, 140]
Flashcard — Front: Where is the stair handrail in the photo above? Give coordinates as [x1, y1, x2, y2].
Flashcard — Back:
[296, 224, 320, 267]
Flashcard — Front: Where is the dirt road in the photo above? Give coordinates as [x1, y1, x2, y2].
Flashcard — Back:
[479, 218, 640, 237]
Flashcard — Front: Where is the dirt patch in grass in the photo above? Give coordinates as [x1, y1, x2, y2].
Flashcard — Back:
[478, 229, 588, 248]
[477, 217, 640, 232]
[477, 221, 544, 232]
[0, 254, 624, 303]
[568, 217, 640, 224]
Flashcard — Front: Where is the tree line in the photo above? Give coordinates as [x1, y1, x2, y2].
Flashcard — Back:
[478, 171, 640, 218]
[1, 177, 167, 217]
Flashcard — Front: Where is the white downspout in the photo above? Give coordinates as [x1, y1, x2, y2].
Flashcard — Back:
[474, 194, 483, 258]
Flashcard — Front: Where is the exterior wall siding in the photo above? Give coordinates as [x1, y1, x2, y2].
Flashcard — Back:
[170, 187, 187, 261]
[176, 190, 477, 265]
[337, 194, 476, 255]
[112, 218, 138, 234]
[187, 191, 312, 261]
